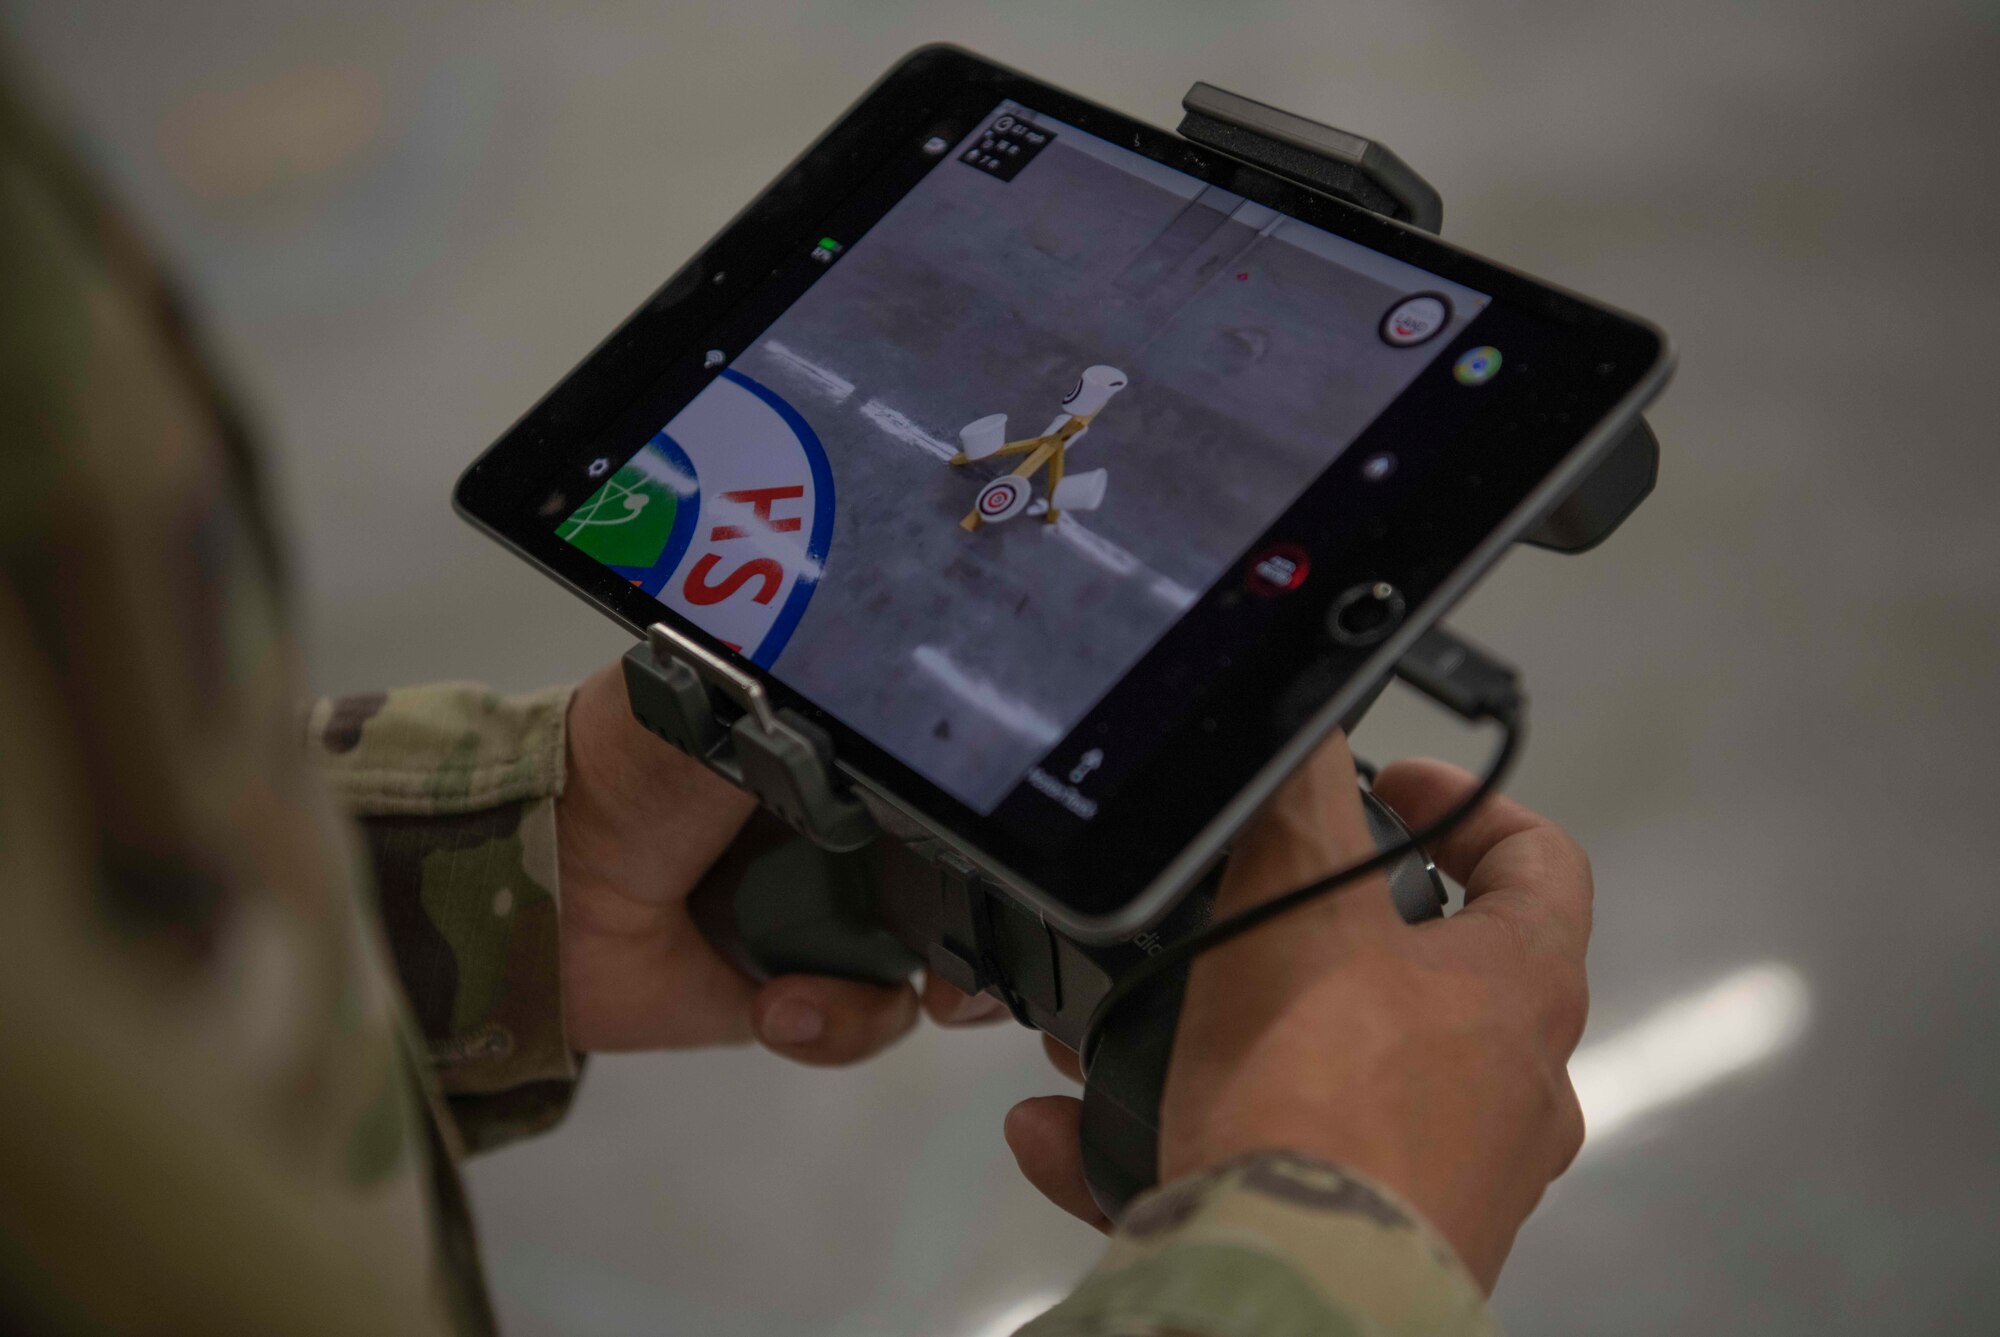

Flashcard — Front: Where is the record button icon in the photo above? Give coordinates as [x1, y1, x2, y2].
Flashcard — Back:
[1248, 543, 1311, 598]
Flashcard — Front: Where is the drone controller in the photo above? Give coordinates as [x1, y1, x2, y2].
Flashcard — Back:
[668, 765, 1448, 1216]
[622, 82, 1659, 1219]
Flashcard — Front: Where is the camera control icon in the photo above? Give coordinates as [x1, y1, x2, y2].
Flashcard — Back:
[1068, 748, 1106, 785]
[1247, 543, 1311, 598]
[1381, 293, 1451, 348]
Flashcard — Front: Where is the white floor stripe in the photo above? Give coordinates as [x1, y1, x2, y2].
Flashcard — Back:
[911, 645, 1065, 744]
[859, 398, 958, 461]
[762, 340, 855, 402]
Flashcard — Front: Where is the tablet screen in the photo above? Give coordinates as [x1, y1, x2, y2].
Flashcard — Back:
[459, 47, 1667, 929]
[554, 99, 1491, 815]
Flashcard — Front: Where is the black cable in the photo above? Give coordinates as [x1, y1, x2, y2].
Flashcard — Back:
[1079, 697, 1525, 1078]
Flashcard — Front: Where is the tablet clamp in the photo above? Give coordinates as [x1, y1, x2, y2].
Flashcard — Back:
[623, 82, 1658, 1220]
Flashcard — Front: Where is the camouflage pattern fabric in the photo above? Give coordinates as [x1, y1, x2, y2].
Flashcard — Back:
[308, 683, 582, 1153]
[0, 55, 484, 1335]
[1024, 1152, 1498, 1337]
[0, 51, 1499, 1337]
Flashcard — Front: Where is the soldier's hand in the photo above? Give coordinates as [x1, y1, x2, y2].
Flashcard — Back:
[1005, 732, 1593, 1291]
[555, 663, 1005, 1063]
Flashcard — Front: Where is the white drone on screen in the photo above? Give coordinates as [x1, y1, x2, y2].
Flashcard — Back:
[949, 365, 1127, 530]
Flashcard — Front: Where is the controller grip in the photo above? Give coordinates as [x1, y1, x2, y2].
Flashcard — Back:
[1077, 788, 1444, 1220]
[687, 810, 921, 988]
[1079, 970, 1187, 1217]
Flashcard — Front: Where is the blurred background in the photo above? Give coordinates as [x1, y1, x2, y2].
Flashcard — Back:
[7, 1, 1997, 1332]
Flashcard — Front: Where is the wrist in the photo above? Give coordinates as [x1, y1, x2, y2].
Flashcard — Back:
[1100, 1152, 1501, 1333]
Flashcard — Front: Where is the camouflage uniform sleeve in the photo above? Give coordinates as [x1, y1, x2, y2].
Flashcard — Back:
[1021, 1152, 1500, 1337]
[307, 683, 582, 1153]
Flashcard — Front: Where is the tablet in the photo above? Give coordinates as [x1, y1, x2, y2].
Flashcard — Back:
[456, 45, 1671, 937]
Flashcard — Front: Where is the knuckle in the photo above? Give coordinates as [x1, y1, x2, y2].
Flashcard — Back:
[1486, 906, 1540, 970]
[1514, 825, 1590, 891]
[1570, 844, 1597, 921]
[1550, 1082, 1587, 1173]
[1540, 964, 1591, 1053]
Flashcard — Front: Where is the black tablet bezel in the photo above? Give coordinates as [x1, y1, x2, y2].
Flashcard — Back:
[456, 45, 1669, 935]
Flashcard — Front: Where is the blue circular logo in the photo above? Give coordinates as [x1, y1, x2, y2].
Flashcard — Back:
[1454, 346, 1503, 386]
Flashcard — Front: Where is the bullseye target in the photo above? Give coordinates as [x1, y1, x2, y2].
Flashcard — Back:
[975, 476, 1032, 523]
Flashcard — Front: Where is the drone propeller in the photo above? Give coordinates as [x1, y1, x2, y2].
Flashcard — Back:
[1051, 467, 1110, 513]
[958, 413, 1009, 461]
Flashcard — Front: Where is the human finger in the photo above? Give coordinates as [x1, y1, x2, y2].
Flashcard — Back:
[1549, 1077, 1588, 1179]
[751, 975, 920, 1066]
[1042, 1033, 1083, 1084]
[1372, 758, 1593, 962]
[1211, 729, 1394, 932]
[1003, 1096, 1111, 1232]
[1370, 759, 1553, 890]
[921, 972, 1012, 1026]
